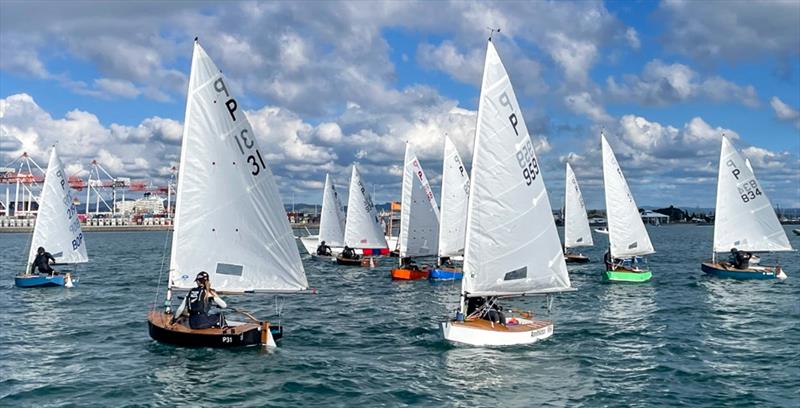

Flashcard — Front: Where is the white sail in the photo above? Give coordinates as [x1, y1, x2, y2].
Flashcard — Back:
[399, 143, 440, 258]
[27, 147, 88, 266]
[601, 135, 655, 258]
[564, 163, 593, 249]
[712, 136, 792, 253]
[462, 40, 571, 297]
[344, 165, 388, 249]
[437, 135, 470, 258]
[168, 41, 308, 293]
[318, 173, 346, 247]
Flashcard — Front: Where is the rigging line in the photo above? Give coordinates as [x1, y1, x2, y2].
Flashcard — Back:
[151, 226, 172, 312]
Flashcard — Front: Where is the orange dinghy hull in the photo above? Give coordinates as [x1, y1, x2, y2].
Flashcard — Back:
[391, 267, 430, 280]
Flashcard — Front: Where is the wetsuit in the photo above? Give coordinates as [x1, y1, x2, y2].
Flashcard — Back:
[316, 244, 332, 256]
[734, 251, 752, 270]
[342, 247, 359, 260]
[31, 252, 56, 274]
[186, 287, 224, 329]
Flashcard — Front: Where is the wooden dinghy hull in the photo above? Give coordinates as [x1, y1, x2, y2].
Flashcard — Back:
[564, 253, 590, 264]
[701, 262, 786, 280]
[147, 310, 281, 348]
[14, 273, 76, 288]
[429, 267, 463, 281]
[441, 317, 554, 346]
[390, 267, 429, 280]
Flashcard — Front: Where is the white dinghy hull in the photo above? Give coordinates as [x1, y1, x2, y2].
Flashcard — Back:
[440, 318, 554, 347]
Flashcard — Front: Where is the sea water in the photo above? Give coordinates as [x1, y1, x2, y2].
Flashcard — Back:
[1, 225, 798, 407]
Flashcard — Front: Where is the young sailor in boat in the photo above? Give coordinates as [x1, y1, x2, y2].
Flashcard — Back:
[341, 246, 360, 260]
[316, 241, 332, 256]
[31, 247, 56, 275]
[729, 248, 752, 270]
[171, 272, 228, 329]
[465, 297, 506, 326]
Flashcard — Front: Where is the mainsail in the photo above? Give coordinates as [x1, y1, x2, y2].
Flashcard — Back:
[712, 136, 792, 253]
[601, 134, 655, 259]
[564, 162, 593, 249]
[399, 143, 440, 258]
[318, 173, 346, 247]
[344, 165, 387, 249]
[462, 40, 571, 297]
[27, 147, 88, 266]
[437, 135, 470, 258]
[169, 40, 308, 293]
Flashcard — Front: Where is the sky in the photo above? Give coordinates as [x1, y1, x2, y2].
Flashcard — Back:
[1, 0, 798, 210]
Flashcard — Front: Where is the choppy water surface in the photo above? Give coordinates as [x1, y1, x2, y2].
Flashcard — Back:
[1, 225, 799, 407]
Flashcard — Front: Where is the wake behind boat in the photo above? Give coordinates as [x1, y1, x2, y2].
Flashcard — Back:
[14, 147, 87, 288]
[147, 39, 311, 348]
[700, 136, 791, 280]
[601, 134, 655, 283]
[440, 35, 573, 347]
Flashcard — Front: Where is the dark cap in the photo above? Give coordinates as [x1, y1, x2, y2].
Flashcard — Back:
[195, 271, 209, 282]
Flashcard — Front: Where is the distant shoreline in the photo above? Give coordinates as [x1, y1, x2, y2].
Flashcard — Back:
[0, 223, 320, 234]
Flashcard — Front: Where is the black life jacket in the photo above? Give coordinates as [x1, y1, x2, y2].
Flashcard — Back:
[187, 287, 211, 316]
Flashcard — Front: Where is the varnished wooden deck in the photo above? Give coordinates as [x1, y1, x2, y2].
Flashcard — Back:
[453, 318, 552, 333]
[147, 310, 261, 335]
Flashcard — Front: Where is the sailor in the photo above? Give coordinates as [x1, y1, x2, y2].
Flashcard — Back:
[31, 246, 56, 275]
[465, 296, 486, 317]
[172, 271, 227, 329]
[484, 297, 506, 326]
[400, 257, 418, 270]
[316, 240, 332, 256]
[341, 246, 360, 260]
[730, 248, 752, 270]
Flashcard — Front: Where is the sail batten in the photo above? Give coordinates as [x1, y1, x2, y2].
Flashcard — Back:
[601, 135, 655, 259]
[319, 173, 346, 247]
[712, 136, 791, 253]
[344, 165, 387, 249]
[399, 143, 440, 258]
[461, 40, 571, 297]
[564, 163, 593, 249]
[168, 41, 307, 292]
[437, 136, 470, 258]
[27, 147, 88, 266]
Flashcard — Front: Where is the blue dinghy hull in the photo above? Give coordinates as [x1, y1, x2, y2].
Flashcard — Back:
[701, 262, 783, 280]
[15, 274, 65, 287]
[429, 268, 463, 281]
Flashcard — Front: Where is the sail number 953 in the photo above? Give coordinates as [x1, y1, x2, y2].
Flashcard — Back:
[515, 139, 539, 186]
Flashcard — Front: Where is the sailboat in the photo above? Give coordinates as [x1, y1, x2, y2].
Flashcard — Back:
[15, 147, 87, 288]
[601, 134, 655, 283]
[299, 173, 346, 261]
[390, 142, 440, 280]
[701, 136, 791, 279]
[440, 37, 573, 347]
[430, 135, 469, 281]
[563, 163, 593, 263]
[147, 39, 310, 348]
[338, 164, 388, 266]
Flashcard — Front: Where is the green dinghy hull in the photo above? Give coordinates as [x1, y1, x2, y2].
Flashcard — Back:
[602, 270, 652, 283]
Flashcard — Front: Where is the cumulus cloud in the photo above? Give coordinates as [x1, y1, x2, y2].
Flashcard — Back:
[770, 96, 800, 129]
[606, 59, 759, 107]
[565, 92, 612, 123]
[657, 0, 800, 67]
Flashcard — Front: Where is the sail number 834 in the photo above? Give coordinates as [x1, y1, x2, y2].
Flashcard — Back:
[515, 139, 539, 186]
